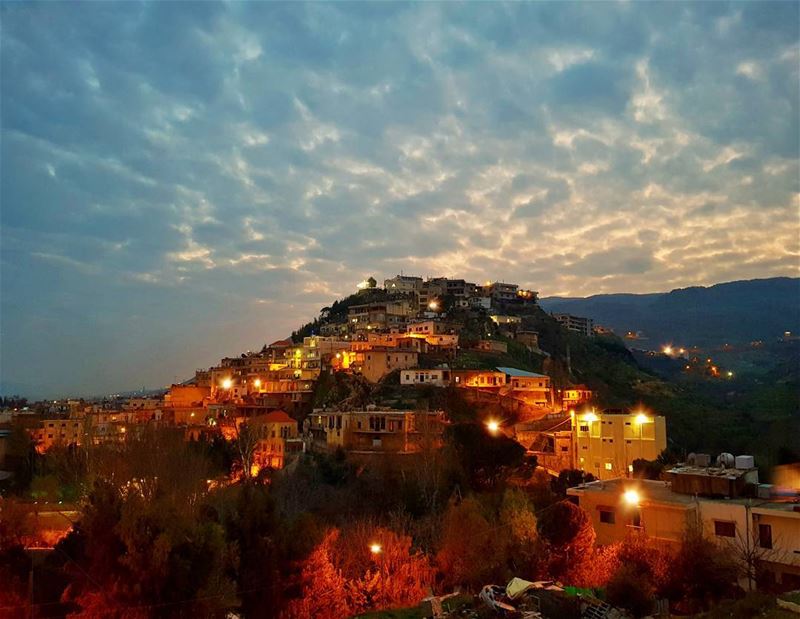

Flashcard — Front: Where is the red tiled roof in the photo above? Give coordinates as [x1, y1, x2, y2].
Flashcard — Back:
[263, 410, 293, 423]
[269, 339, 292, 348]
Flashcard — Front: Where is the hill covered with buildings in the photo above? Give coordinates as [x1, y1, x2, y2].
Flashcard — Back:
[2, 272, 799, 617]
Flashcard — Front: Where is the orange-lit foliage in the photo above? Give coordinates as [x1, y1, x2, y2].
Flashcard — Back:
[437, 496, 504, 589]
[286, 524, 435, 618]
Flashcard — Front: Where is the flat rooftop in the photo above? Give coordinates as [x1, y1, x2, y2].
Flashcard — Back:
[567, 478, 697, 506]
[569, 478, 800, 514]
[666, 465, 755, 480]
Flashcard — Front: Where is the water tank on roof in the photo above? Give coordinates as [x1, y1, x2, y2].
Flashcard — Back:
[717, 453, 735, 468]
[735, 455, 755, 470]
[687, 453, 697, 465]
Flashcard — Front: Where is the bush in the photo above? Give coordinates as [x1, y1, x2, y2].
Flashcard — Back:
[606, 563, 655, 618]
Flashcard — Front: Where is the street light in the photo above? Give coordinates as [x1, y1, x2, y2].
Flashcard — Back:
[635, 412, 649, 424]
[369, 543, 382, 555]
[221, 378, 233, 390]
[623, 489, 640, 506]
[254, 378, 261, 388]
[486, 419, 500, 434]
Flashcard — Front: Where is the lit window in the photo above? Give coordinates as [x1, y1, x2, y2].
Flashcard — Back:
[605, 462, 613, 471]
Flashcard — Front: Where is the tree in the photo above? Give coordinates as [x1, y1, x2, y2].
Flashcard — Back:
[287, 523, 434, 618]
[498, 488, 539, 576]
[606, 563, 655, 618]
[445, 423, 525, 489]
[536, 500, 595, 581]
[437, 496, 505, 589]
[230, 420, 261, 480]
[664, 526, 739, 614]
[285, 530, 352, 619]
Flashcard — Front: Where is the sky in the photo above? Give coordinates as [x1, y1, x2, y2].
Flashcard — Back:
[1, 2, 798, 398]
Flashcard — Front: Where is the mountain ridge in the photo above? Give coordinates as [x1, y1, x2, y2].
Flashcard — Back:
[540, 276, 800, 347]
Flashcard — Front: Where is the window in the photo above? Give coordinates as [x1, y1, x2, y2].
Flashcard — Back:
[599, 509, 616, 524]
[759, 523, 773, 549]
[604, 462, 613, 471]
[714, 521, 736, 538]
[579, 424, 589, 433]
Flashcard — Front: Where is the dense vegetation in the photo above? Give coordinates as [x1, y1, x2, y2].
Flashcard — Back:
[0, 424, 747, 618]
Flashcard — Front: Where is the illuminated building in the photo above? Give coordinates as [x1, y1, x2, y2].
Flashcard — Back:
[306, 409, 445, 456]
[573, 410, 667, 479]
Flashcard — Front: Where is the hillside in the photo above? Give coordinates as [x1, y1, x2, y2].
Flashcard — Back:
[540, 277, 800, 347]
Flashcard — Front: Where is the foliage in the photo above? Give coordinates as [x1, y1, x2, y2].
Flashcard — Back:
[663, 527, 740, 614]
[444, 423, 525, 489]
[0, 545, 31, 619]
[436, 496, 503, 589]
[606, 562, 655, 618]
[288, 523, 435, 619]
[536, 500, 595, 581]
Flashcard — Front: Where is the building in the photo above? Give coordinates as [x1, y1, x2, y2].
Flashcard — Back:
[384, 274, 423, 293]
[572, 410, 667, 480]
[515, 330, 540, 350]
[400, 368, 451, 387]
[558, 385, 593, 409]
[489, 314, 522, 327]
[348, 299, 415, 331]
[31, 418, 84, 451]
[475, 339, 508, 354]
[497, 367, 551, 405]
[553, 313, 595, 337]
[567, 464, 800, 591]
[451, 369, 507, 388]
[353, 349, 419, 382]
[165, 384, 209, 408]
[406, 320, 452, 335]
[251, 410, 300, 471]
[306, 409, 445, 456]
[483, 281, 519, 305]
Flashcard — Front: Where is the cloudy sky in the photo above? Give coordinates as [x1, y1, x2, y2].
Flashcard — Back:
[1, 2, 798, 398]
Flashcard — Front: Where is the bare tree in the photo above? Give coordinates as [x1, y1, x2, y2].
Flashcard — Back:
[232, 418, 262, 480]
[723, 510, 788, 592]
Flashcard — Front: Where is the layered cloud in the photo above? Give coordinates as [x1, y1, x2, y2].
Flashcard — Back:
[1, 2, 798, 396]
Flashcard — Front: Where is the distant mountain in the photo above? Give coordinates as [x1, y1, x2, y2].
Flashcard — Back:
[540, 277, 800, 348]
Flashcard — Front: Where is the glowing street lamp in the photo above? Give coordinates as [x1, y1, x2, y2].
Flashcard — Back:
[662, 345, 673, 355]
[254, 378, 262, 388]
[583, 412, 598, 423]
[221, 378, 233, 390]
[623, 489, 640, 506]
[369, 543, 382, 555]
[428, 300, 439, 311]
[635, 412, 649, 424]
[486, 419, 500, 434]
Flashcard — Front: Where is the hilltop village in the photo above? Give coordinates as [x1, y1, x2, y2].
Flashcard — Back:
[7, 274, 641, 477]
[2, 274, 800, 618]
